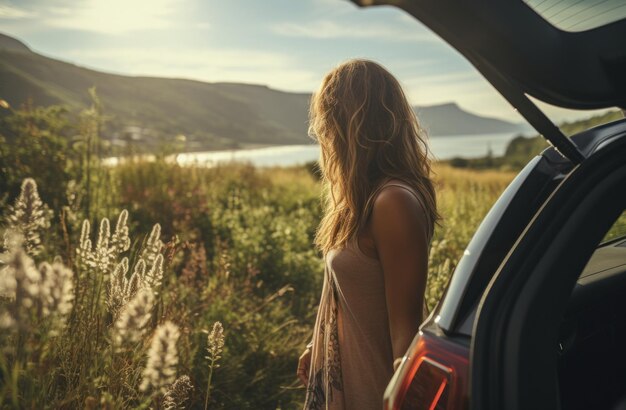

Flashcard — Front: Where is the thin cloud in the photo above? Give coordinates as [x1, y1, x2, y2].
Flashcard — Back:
[308, 0, 359, 19]
[21, 0, 181, 34]
[0, 3, 35, 19]
[271, 19, 439, 43]
[405, 71, 480, 86]
[61, 47, 319, 91]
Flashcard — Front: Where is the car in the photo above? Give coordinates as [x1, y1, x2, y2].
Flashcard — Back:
[348, 1, 626, 409]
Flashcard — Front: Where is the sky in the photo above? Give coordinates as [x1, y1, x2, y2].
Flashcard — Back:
[0, 0, 612, 124]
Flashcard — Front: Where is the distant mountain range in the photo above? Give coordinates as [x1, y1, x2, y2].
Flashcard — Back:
[0, 33, 527, 151]
[415, 103, 528, 136]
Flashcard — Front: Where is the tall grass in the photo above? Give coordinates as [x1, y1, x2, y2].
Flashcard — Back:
[0, 160, 516, 408]
[0, 160, 328, 408]
[0, 95, 519, 409]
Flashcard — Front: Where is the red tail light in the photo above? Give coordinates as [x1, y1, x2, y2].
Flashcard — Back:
[383, 330, 470, 410]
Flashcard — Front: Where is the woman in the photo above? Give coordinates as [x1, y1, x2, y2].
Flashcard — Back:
[297, 59, 441, 410]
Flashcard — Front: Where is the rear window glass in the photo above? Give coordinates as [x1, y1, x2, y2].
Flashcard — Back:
[524, 0, 626, 32]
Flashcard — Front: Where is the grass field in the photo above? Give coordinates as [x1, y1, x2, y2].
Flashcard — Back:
[0, 154, 515, 409]
[0, 90, 522, 410]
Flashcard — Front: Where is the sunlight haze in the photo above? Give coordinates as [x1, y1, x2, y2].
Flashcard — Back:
[0, 0, 610, 123]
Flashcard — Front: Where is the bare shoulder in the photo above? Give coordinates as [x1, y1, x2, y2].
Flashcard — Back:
[371, 185, 428, 235]
[373, 184, 422, 214]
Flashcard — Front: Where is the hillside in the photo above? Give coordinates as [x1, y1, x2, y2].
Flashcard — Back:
[0, 33, 30, 52]
[0, 33, 524, 150]
[0, 36, 312, 150]
[416, 102, 525, 136]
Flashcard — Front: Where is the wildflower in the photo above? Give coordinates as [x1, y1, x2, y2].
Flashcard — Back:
[127, 264, 143, 298]
[141, 223, 163, 268]
[110, 210, 131, 256]
[77, 210, 132, 278]
[206, 321, 224, 364]
[133, 258, 146, 279]
[112, 287, 154, 347]
[143, 253, 164, 293]
[38, 260, 74, 334]
[1, 230, 23, 262]
[0, 246, 41, 330]
[162, 375, 193, 410]
[204, 321, 224, 410]
[3, 178, 52, 256]
[0, 240, 75, 334]
[107, 258, 130, 316]
[108, 257, 149, 317]
[77, 219, 94, 267]
[140, 320, 180, 394]
[2, 229, 23, 254]
[93, 217, 114, 274]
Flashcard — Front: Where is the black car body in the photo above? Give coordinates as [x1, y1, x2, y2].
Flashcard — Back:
[348, 1, 626, 409]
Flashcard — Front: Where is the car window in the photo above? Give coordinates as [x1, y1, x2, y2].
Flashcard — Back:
[524, 0, 626, 32]
[600, 210, 626, 244]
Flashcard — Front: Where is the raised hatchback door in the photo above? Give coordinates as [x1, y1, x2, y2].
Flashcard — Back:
[349, 0, 626, 165]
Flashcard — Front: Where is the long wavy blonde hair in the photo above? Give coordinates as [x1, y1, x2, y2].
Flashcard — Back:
[309, 59, 441, 256]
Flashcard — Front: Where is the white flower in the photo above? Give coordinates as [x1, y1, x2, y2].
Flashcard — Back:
[77, 210, 134, 281]
[203, 321, 225, 409]
[110, 210, 130, 255]
[0, 246, 41, 330]
[108, 257, 149, 317]
[113, 287, 154, 347]
[77, 219, 94, 267]
[140, 321, 181, 394]
[126, 265, 143, 299]
[0, 243, 75, 335]
[144, 254, 164, 293]
[107, 257, 130, 316]
[93, 218, 114, 275]
[133, 258, 146, 279]
[206, 321, 224, 365]
[141, 223, 163, 268]
[38, 261, 74, 317]
[3, 178, 52, 256]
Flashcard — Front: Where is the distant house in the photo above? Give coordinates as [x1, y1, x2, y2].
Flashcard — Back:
[111, 125, 150, 146]
[122, 126, 145, 141]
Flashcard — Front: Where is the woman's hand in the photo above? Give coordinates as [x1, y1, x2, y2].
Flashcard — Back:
[297, 347, 312, 385]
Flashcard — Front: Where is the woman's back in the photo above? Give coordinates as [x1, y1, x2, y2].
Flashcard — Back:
[303, 178, 433, 410]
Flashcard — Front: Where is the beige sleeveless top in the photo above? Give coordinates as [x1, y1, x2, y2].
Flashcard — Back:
[303, 178, 434, 410]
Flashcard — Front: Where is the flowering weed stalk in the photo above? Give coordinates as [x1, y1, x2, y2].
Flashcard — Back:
[3, 178, 52, 256]
[204, 321, 224, 410]
[162, 375, 193, 410]
[140, 320, 181, 395]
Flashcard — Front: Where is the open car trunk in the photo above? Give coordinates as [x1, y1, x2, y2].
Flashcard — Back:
[349, 0, 626, 165]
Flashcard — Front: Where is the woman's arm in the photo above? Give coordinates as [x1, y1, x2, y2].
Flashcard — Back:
[370, 186, 429, 371]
